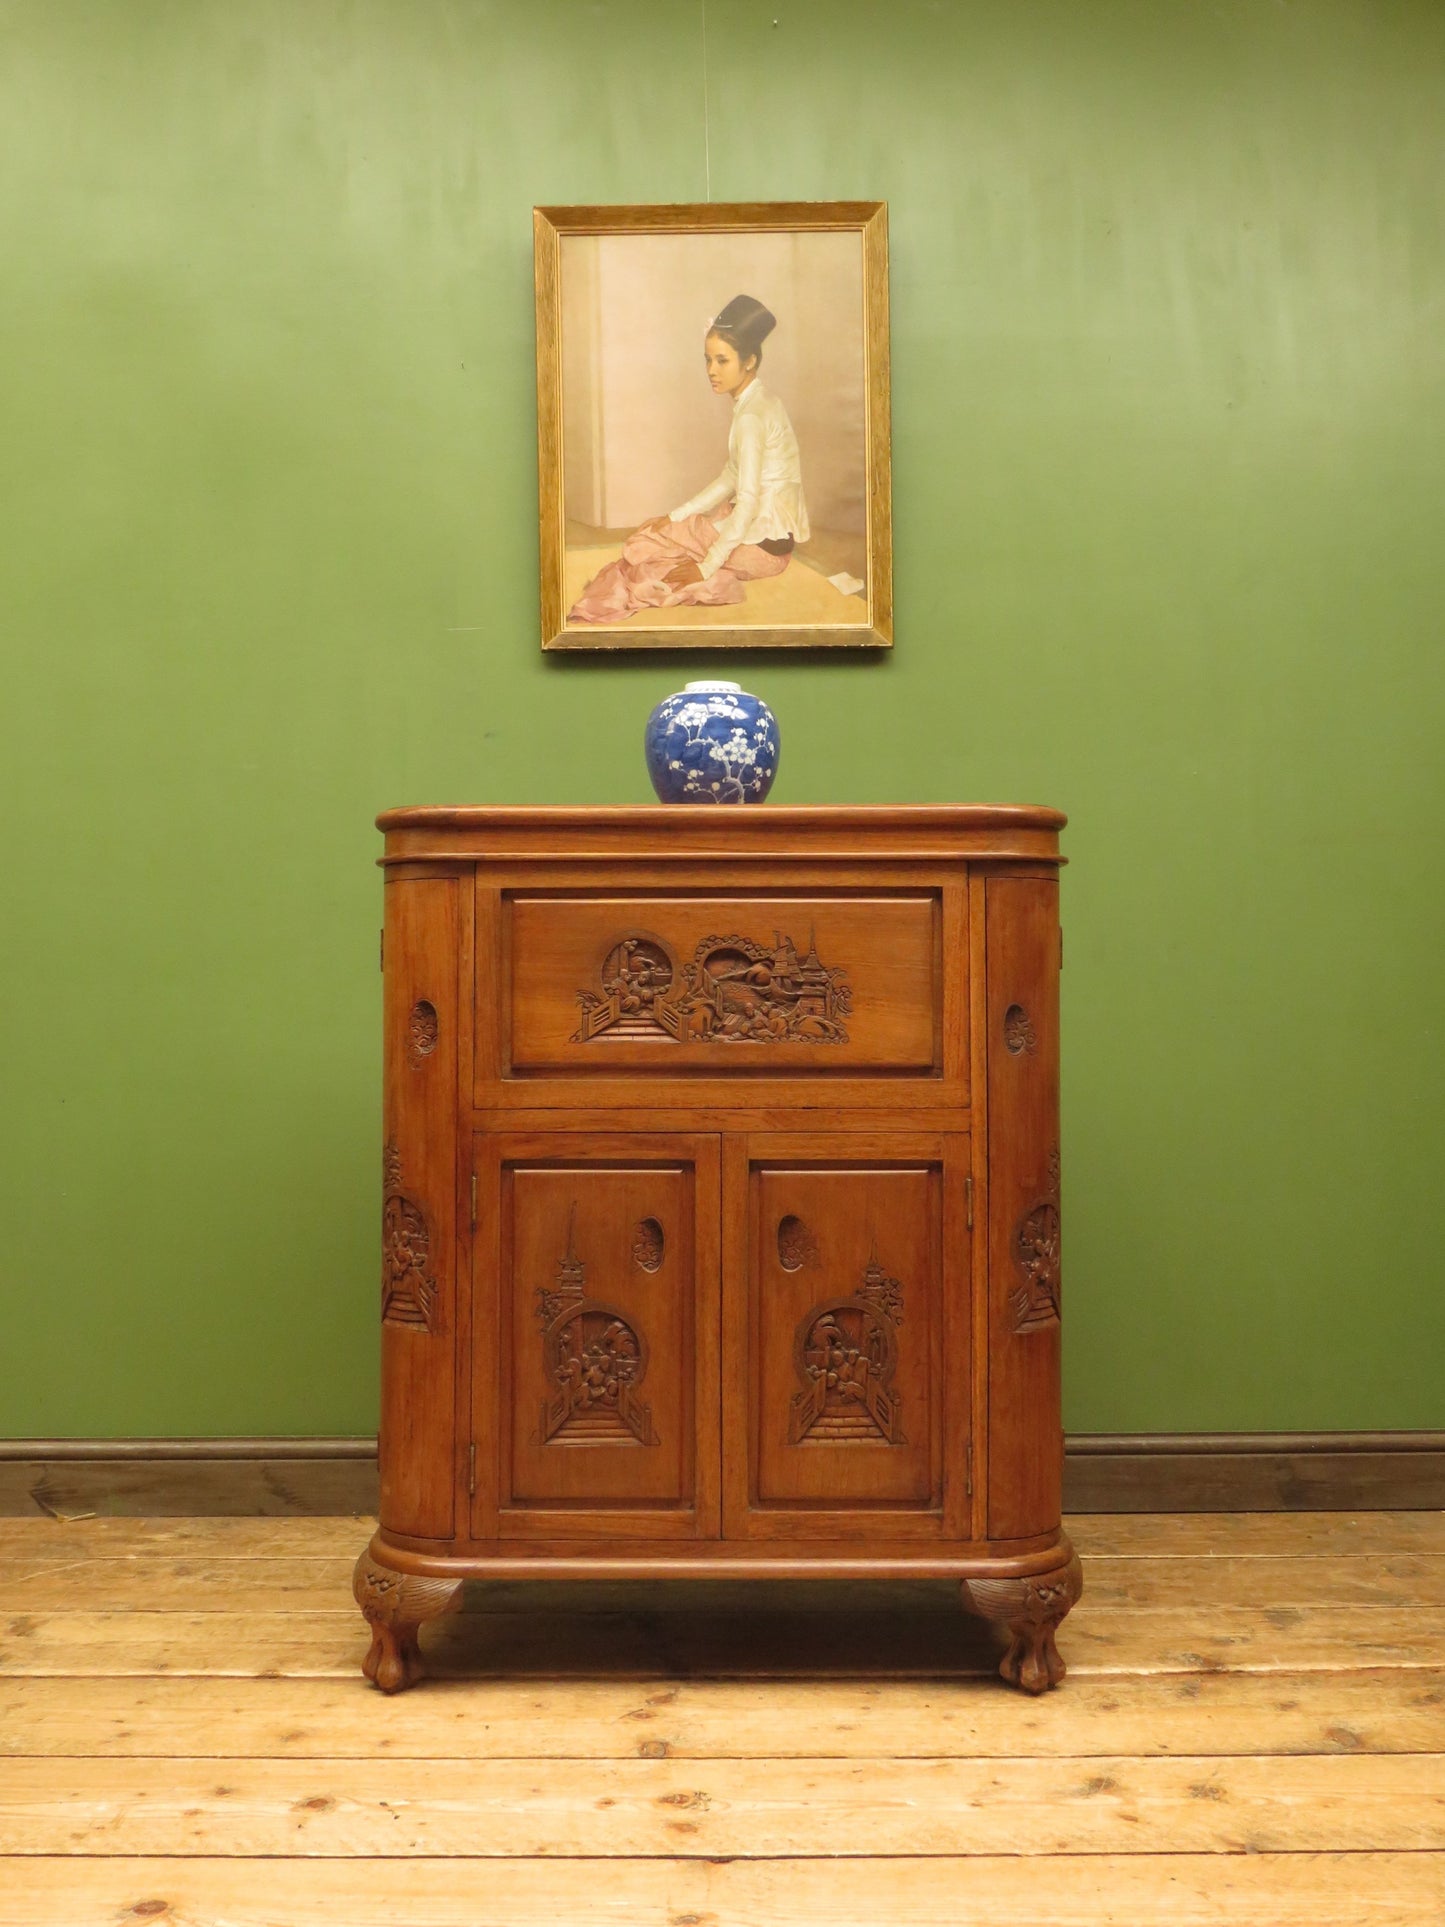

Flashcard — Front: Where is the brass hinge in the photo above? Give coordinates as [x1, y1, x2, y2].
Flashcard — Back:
[379, 928, 385, 972]
[964, 1174, 974, 1230]
[468, 1442, 477, 1497]
[966, 1442, 974, 1498]
[470, 1171, 478, 1233]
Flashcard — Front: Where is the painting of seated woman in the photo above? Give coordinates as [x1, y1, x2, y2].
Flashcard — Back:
[536, 205, 891, 650]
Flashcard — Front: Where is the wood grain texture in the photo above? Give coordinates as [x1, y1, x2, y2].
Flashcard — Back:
[3, 1854, 1440, 1927]
[10, 1552, 1445, 1613]
[375, 803, 1067, 864]
[3, 1513, 1444, 1924]
[4, 1753, 1442, 1857]
[5, 1600, 1445, 1680]
[5, 1668, 1444, 1761]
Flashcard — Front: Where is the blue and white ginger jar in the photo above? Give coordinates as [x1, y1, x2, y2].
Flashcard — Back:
[644, 680, 780, 804]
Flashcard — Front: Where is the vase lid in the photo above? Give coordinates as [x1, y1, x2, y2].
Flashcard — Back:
[682, 680, 743, 694]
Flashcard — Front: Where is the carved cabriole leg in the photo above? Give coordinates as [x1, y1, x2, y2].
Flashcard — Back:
[960, 1549, 1083, 1695]
[352, 1548, 463, 1694]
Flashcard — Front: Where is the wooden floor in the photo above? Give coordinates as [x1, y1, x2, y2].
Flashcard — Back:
[1, 1513, 1443, 1924]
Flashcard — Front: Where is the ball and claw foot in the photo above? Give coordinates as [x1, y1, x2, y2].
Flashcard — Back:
[960, 1549, 1083, 1694]
[353, 1548, 463, 1694]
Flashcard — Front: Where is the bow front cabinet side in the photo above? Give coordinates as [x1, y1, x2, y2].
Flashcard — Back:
[354, 806, 1079, 1695]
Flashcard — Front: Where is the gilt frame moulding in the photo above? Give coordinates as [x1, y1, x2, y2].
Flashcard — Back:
[535, 200, 892, 651]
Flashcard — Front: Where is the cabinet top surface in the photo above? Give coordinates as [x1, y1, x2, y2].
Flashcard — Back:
[377, 804, 1066, 864]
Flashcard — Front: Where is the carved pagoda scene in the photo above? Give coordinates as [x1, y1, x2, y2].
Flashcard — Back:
[1011, 1147, 1061, 1334]
[381, 1139, 438, 1331]
[574, 930, 851, 1045]
[534, 1209, 654, 1445]
[790, 1254, 906, 1445]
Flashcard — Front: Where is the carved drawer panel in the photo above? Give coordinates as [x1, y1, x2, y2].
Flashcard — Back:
[502, 894, 940, 1076]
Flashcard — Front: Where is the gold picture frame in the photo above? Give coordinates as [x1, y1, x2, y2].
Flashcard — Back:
[535, 201, 891, 652]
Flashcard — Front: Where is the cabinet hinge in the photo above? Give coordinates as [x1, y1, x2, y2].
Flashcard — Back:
[1058, 926, 1064, 971]
[964, 1174, 974, 1230]
[470, 1171, 478, 1234]
[379, 928, 385, 972]
[966, 1442, 974, 1498]
[468, 1441, 477, 1498]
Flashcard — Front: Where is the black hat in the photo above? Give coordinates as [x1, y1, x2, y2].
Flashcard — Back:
[710, 294, 776, 357]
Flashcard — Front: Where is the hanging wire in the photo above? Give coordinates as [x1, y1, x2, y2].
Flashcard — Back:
[701, 0, 712, 201]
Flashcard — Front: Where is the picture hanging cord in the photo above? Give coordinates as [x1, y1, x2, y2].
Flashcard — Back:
[701, 0, 711, 201]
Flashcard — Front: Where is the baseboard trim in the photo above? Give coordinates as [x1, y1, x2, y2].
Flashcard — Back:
[1063, 1431, 1445, 1512]
[1, 1432, 1441, 1518]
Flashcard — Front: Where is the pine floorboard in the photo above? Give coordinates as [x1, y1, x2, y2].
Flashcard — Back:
[0, 1512, 1441, 1924]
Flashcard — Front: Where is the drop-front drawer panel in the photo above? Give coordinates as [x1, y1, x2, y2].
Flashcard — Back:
[503, 894, 941, 1076]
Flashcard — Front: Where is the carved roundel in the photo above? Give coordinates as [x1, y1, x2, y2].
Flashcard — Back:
[632, 1217, 665, 1272]
[541, 1303, 653, 1445]
[776, 1214, 818, 1272]
[1003, 1003, 1038, 1054]
[408, 1000, 439, 1062]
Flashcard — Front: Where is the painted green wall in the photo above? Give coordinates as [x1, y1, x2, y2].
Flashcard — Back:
[3, 0, 1441, 1438]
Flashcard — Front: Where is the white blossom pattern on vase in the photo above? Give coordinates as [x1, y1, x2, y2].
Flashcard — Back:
[644, 680, 780, 804]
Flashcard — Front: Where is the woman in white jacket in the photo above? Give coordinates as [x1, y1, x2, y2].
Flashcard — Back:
[568, 295, 811, 623]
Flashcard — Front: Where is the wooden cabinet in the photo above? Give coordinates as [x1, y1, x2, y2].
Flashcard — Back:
[356, 807, 1081, 1697]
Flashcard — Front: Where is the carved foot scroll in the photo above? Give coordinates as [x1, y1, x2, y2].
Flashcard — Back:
[960, 1549, 1083, 1694]
[353, 1548, 463, 1694]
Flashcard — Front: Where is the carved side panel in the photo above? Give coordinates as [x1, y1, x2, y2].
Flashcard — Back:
[379, 876, 459, 1542]
[985, 876, 1062, 1541]
[1011, 1174, 1061, 1334]
[382, 1140, 439, 1331]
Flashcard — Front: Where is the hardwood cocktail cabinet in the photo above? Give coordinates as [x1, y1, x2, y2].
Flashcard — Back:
[354, 806, 1080, 1694]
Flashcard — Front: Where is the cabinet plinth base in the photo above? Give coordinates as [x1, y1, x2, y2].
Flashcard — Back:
[353, 1548, 463, 1694]
[959, 1546, 1083, 1694]
[353, 1532, 1082, 1693]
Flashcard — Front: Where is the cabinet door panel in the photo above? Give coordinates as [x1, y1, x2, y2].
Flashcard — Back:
[723, 1136, 970, 1541]
[474, 1134, 719, 1540]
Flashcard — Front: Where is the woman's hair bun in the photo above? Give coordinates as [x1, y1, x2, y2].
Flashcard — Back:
[710, 294, 776, 361]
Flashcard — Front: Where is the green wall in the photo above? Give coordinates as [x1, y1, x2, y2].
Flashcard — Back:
[3, 0, 1442, 1437]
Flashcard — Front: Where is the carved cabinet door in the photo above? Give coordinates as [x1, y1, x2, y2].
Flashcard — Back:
[472, 1133, 720, 1541]
[721, 1134, 972, 1542]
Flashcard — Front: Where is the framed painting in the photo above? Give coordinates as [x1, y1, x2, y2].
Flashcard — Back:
[534, 201, 891, 652]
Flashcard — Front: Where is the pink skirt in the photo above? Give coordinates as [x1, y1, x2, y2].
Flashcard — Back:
[568, 513, 791, 625]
